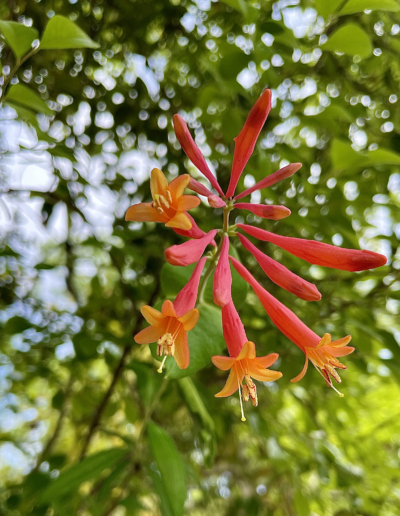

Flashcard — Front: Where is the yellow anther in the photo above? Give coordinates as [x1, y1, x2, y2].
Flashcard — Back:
[157, 355, 168, 374]
[166, 190, 172, 203]
[159, 195, 170, 209]
[157, 207, 164, 215]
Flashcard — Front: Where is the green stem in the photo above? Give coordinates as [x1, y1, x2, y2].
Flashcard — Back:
[1, 45, 39, 101]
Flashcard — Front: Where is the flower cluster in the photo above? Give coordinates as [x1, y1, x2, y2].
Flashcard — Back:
[126, 89, 386, 419]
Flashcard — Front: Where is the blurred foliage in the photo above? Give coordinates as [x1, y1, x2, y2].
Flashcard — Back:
[1, 0, 400, 515]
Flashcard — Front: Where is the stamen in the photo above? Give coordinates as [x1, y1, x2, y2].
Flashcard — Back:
[238, 383, 246, 422]
[157, 355, 167, 374]
[331, 384, 344, 397]
[166, 190, 172, 203]
[157, 207, 164, 214]
[159, 195, 170, 209]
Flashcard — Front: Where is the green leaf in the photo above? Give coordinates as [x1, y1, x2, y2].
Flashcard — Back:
[0, 20, 38, 59]
[177, 377, 217, 467]
[6, 84, 53, 116]
[314, 0, 343, 18]
[219, 0, 258, 22]
[339, 0, 400, 15]
[322, 24, 372, 58]
[219, 51, 250, 80]
[160, 263, 196, 298]
[40, 15, 99, 50]
[147, 422, 186, 516]
[166, 303, 225, 380]
[331, 139, 400, 170]
[40, 448, 127, 502]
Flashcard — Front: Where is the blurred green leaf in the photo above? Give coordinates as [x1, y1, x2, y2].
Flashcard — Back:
[6, 84, 53, 116]
[40, 15, 99, 50]
[147, 422, 186, 516]
[339, 0, 400, 15]
[0, 20, 38, 59]
[322, 24, 372, 58]
[40, 448, 128, 502]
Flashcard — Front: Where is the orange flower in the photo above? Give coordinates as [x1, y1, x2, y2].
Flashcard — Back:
[125, 168, 200, 230]
[212, 341, 282, 420]
[134, 300, 199, 371]
[291, 333, 354, 393]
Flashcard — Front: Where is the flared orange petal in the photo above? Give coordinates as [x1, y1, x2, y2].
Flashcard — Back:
[141, 305, 165, 326]
[174, 328, 189, 369]
[168, 174, 190, 201]
[211, 355, 236, 371]
[125, 202, 166, 223]
[161, 299, 177, 318]
[165, 212, 192, 230]
[178, 308, 199, 331]
[290, 356, 309, 383]
[324, 345, 355, 358]
[330, 335, 352, 348]
[253, 352, 279, 369]
[134, 324, 165, 345]
[177, 195, 201, 211]
[317, 333, 332, 348]
[215, 368, 240, 397]
[150, 168, 168, 198]
[236, 341, 256, 361]
[250, 367, 283, 383]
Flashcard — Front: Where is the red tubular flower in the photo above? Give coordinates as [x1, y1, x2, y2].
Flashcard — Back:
[237, 234, 321, 301]
[134, 300, 199, 371]
[188, 177, 214, 197]
[208, 195, 227, 208]
[221, 300, 247, 358]
[174, 257, 207, 316]
[238, 224, 387, 272]
[230, 257, 354, 392]
[212, 300, 282, 418]
[235, 203, 290, 220]
[173, 114, 224, 197]
[226, 89, 272, 199]
[165, 229, 218, 266]
[234, 163, 302, 201]
[213, 237, 232, 307]
[126, 168, 200, 230]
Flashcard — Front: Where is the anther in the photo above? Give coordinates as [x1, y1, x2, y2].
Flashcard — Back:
[166, 190, 172, 203]
[157, 207, 164, 215]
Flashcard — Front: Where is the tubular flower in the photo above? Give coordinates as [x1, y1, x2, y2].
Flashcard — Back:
[134, 300, 199, 371]
[165, 229, 218, 266]
[230, 257, 353, 393]
[134, 259, 205, 372]
[125, 168, 200, 231]
[173, 114, 224, 196]
[212, 301, 282, 420]
[235, 203, 290, 220]
[238, 224, 387, 272]
[213, 236, 232, 307]
[234, 163, 302, 200]
[238, 234, 321, 301]
[226, 89, 272, 198]
[292, 333, 354, 391]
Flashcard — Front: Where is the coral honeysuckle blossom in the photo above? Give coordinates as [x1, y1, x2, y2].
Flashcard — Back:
[230, 257, 354, 395]
[212, 301, 282, 420]
[126, 167, 200, 231]
[134, 258, 206, 371]
[127, 87, 387, 418]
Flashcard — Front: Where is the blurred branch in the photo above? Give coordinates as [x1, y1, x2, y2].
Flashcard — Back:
[34, 374, 74, 470]
[79, 276, 161, 459]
